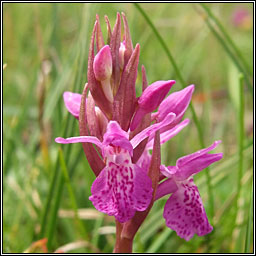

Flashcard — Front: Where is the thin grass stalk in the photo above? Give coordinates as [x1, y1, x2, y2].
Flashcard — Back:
[244, 181, 253, 253]
[58, 148, 88, 240]
[229, 74, 245, 249]
[40, 154, 60, 238]
[146, 228, 172, 253]
[133, 3, 214, 218]
[195, 5, 253, 94]
[237, 74, 245, 207]
[40, 107, 72, 238]
[47, 174, 65, 250]
[199, 3, 252, 77]
[234, 74, 245, 228]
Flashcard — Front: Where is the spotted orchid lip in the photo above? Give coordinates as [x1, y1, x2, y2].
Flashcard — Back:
[155, 141, 223, 240]
[163, 178, 213, 241]
[89, 146, 152, 223]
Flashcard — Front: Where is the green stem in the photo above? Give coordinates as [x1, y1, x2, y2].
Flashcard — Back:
[236, 74, 245, 211]
[134, 3, 214, 218]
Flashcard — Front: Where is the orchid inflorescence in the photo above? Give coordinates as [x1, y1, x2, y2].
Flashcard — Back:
[55, 13, 223, 252]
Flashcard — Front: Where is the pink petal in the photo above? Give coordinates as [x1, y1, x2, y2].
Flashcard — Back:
[136, 149, 151, 172]
[172, 141, 223, 181]
[163, 178, 213, 241]
[174, 153, 223, 181]
[177, 140, 222, 167]
[155, 177, 178, 201]
[103, 121, 133, 156]
[129, 108, 148, 132]
[130, 113, 176, 149]
[133, 164, 153, 211]
[155, 84, 194, 124]
[93, 45, 112, 81]
[87, 20, 113, 119]
[89, 167, 118, 216]
[63, 92, 82, 119]
[138, 80, 175, 110]
[89, 161, 152, 223]
[160, 164, 177, 178]
[130, 80, 176, 131]
[104, 121, 129, 140]
[147, 119, 190, 150]
[55, 136, 102, 149]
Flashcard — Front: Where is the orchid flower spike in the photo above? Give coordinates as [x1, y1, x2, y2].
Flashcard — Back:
[56, 13, 223, 248]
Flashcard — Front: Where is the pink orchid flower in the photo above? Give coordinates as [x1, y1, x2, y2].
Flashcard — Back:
[155, 141, 223, 240]
[56, 114, 175, 222]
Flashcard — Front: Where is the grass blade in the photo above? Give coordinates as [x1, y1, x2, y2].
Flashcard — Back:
[237, 74, 245, 204]
[39, 154, 60, 238]
[58, 148, 88, 240]
[230, 74, 245, 249]
[195, 5, 253, 94]
[199, 3, 252, 77]
[244, 181, 253, 253]
[46, 173, 65, 250]
[146, 228, 172, 253]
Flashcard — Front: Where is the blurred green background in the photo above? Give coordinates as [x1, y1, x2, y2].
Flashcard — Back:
[3, 2, 253, 253]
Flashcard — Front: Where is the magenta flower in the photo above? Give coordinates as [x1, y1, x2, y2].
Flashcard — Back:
[232, 7, 252, 29]
[155, 141, 223, 240]
[55, 12, 223, 251]
[56, 114, 175, 222]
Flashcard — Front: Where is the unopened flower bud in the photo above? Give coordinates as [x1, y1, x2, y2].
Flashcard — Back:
[93, 45, 112, 81]
[93, 45, 113, 103]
